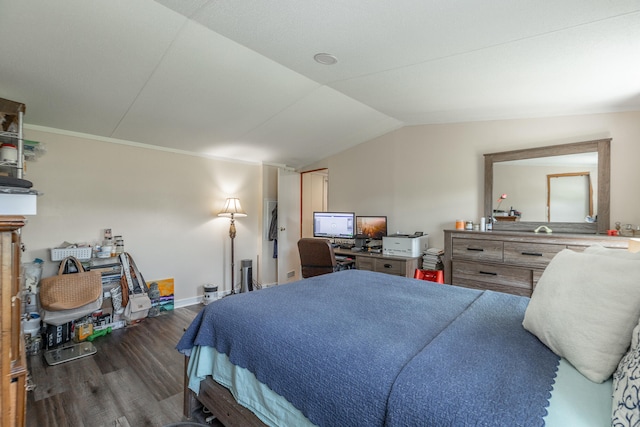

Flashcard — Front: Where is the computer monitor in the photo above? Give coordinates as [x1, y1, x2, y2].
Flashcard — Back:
[356, 216, 388, 240]
[313, 212, 355, 239]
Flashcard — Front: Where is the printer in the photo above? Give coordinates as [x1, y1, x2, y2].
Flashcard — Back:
[382, 234, 429, 257]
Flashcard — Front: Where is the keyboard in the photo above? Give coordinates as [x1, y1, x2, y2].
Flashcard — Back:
[335, 255, 349, 261]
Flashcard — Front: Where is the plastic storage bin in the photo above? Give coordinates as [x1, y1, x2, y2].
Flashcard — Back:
[50, 247, 93, 261]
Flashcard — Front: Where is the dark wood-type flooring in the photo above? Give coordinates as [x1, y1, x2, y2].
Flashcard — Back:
[26, 304, 223, 427]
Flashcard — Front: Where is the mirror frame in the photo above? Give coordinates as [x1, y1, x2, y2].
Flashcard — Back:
[484, 138, 611, 234]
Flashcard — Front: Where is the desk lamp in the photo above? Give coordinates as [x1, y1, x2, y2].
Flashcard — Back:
[218, 198, 247, 294]
[495, 193, 507, 213]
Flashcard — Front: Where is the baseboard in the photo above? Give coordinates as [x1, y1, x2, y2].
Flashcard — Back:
[174, 285, 277, 309]
[260, 282, 278, 289]
[174, 296, 201, 308]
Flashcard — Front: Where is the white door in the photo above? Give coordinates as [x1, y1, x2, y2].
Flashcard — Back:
[277, 168, 301, 284]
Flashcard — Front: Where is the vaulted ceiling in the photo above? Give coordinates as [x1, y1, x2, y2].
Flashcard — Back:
[1, 1, 639, 168]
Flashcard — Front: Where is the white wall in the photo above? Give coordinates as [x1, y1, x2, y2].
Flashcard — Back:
[21, 111, 640, 300]
[319, 111, 640, 250]
[21, 128, 264, 306]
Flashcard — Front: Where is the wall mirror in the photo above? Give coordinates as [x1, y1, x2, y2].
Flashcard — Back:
[484, 139, 610, 234]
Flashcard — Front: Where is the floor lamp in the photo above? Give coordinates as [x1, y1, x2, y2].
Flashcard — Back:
[219, 198, 247, 294]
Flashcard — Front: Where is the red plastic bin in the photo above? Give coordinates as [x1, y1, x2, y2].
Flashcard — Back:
[413, 269, 444, 284]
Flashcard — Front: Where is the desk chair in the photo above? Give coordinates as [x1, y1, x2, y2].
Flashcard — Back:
[298, 238, 339, 278]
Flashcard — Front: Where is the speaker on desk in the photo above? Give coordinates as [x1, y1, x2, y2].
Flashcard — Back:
[240, 259, 253, 292]
[354, 234, 368, 250]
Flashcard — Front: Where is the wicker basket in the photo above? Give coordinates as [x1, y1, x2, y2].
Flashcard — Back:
[40, 257, 102, 311]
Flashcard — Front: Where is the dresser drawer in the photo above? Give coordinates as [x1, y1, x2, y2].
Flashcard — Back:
[373, 258, 406, 276]
[532, 269, 545, 290]
[352, 254, 418, 278]
[444, 230, 630, 297]
[452, 238, 503, 262]
[451, 260, 532, 296]
[503, 242, 566, 269]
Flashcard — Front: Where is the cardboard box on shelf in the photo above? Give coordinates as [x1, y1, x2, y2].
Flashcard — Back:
[74, 323, 93, 342]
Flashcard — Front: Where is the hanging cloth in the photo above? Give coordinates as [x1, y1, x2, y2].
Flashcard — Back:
[269, 204, 278, 258]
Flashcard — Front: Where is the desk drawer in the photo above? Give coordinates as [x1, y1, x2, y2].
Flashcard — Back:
[452, 238, 503, 262]
[373, 258, 406, 276]
[356, 257, 375, 271]
[451, 260, 532, 296]
[504, 242, 565, 269]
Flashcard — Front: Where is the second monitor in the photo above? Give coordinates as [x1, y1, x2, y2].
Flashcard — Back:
[356, 216, 388, 240]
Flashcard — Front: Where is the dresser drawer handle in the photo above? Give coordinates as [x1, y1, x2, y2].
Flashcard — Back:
[479, 271, 497, 276]
[466, 247, 484, 252]
[383, 263, 392, 269]
[521, 252, 543, 256]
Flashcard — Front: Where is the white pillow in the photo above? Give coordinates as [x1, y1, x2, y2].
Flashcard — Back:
[612, 319, 640, 425]
[523, 249, 640, 383]
[583, 244, 640, 260]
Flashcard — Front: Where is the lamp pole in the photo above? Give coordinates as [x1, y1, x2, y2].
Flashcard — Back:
[229, 213, 237, 294]
[219, 197, 246, 296]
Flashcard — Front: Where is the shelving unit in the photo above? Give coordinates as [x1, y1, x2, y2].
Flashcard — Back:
[0, 98, 26, 180]
[0, 98, 39, 217]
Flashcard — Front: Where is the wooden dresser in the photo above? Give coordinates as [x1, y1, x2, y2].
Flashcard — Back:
[443, 229, 629, 297]
[1, 216, 26, 427]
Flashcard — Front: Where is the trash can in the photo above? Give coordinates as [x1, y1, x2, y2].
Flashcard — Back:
[203, 285, 218, 305]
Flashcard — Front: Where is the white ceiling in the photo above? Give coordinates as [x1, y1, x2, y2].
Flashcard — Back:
[1, 1, 639, 169]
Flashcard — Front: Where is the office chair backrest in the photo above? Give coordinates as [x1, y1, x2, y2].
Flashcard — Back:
[297, 238, 337, 278]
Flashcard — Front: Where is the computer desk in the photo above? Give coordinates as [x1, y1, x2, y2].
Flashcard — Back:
[334, 248, 421, 278]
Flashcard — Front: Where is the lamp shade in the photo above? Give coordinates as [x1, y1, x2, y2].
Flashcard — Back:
[629, 238, 640, 253]
[218, 198, 247, 218]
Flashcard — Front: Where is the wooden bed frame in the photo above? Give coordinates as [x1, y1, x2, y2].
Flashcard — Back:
[183, 356, 267, 427]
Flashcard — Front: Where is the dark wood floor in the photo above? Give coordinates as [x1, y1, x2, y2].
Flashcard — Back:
[26, 304, 222, 427]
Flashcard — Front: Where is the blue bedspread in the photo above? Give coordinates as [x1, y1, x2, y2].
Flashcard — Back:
[177, 269, 559, 427]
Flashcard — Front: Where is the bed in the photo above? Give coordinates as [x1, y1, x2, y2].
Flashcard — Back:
[177, 246, 640, 427]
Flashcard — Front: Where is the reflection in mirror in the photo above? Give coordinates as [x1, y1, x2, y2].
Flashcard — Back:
[493, 153, 598, 222]
[484, 139, 610, 234]
[547, 172, 593, 222]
